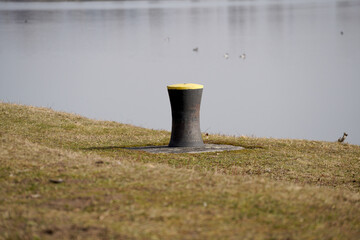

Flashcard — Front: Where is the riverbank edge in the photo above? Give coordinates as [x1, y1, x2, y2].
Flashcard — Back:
[1, 102, 360, 239]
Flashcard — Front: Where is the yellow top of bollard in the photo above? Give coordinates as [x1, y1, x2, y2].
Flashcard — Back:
[167, 83, 204, 90]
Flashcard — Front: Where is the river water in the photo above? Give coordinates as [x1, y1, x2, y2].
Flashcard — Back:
[1, 0, 360, 145]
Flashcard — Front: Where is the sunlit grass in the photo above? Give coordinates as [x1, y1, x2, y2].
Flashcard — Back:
[1, 102, 359, 239]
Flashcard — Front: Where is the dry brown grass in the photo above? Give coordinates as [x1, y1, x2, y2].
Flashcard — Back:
[1, 102, 359, 239]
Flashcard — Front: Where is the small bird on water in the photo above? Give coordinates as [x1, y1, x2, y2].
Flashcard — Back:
[193, 47, 199, 52]
[338, 132, 348, 143]
[239, 53, 246, 59]
[224, 53, 229, 59]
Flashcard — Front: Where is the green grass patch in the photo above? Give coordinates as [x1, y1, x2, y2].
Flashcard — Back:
[1, 102, 359, 239]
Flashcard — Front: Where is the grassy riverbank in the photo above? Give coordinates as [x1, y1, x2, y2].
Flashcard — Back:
[1, 102, 359, 239]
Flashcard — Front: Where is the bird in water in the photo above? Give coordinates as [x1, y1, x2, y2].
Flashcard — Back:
[239, 53, 246, 59]
[193, 47, 198, 52]
[340, 31, 344, 35]
[224, 53, 229, 59]
[338, 132, 348, 143]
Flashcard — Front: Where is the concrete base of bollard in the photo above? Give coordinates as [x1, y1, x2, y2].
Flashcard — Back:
[127, 144, 243, 154]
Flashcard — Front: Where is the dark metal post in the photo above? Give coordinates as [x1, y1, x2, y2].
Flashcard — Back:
[167, 83, 204, 147]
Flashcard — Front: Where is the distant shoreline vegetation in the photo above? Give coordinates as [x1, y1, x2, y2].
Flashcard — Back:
[0, 0, 153, 2]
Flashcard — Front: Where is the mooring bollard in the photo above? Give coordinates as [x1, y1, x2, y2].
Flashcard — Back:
[167, 83, 204, 147]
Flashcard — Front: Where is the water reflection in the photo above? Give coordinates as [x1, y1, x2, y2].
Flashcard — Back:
[0, 0, 359, 145]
